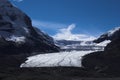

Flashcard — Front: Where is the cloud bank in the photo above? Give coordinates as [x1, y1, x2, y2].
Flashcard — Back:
[52, 24, 96, 41]
[32, 20, 96, 41]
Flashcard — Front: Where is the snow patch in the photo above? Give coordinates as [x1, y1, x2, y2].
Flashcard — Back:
[23, 27, 29, 34]
[6, 36, 26, 44]
[96, 40, 111, 46]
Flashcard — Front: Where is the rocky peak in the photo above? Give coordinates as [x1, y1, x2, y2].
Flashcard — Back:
[94, 27, 120, 43]
[0, 0, 59, 54]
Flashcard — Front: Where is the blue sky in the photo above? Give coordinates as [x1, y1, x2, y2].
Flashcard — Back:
[9, 0, 120, 40]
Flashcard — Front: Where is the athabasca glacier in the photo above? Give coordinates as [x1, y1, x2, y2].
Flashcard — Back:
[21, 51, 96, 67]
[20, 40, 111, 67]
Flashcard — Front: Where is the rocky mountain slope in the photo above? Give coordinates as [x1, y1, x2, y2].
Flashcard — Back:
[82, 27, 120, 76]
[94, 27, 120, 43]
[0, 0, 59, 55]
[0, 0, 60, 71]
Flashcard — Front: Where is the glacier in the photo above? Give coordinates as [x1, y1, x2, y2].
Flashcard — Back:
[20, 40, 111, 67]
[21, 51, 97, 67]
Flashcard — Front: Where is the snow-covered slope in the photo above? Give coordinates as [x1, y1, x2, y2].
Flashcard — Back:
[0, 0, 59, 54]
[94, 27, 120, 43]
[55, 40, 111, 51]
[96, 40, 111, 46]
[107, 27, 120, 37]
[21, 51, 94, 67]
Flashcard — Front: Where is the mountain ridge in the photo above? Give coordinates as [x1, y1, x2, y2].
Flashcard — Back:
[0, 0, 59, 54]
[94, 27, 120, 43]
[82, 27, 120, 76]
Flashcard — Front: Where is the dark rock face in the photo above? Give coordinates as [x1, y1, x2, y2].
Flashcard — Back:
[82, 27, 120, 76]
[0, 0, 59, 54]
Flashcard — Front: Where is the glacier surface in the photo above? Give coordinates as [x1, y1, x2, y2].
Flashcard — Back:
[21, 51, 96, 67]
[20, 40, 111, 67]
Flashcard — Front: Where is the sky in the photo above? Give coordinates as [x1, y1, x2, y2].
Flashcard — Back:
[9, 0, 120, 40]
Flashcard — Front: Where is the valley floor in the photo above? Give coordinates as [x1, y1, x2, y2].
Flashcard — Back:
[0, 54, 120, 80]
[0, 67, 120, 80]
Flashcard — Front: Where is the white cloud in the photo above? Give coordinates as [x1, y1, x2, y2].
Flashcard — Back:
[32, 20, 96, 41]
[52, 24, 96, 41]
[13, 0, 23, 2]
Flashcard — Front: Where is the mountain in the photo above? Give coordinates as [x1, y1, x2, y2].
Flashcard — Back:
[0, 0, 60, 69]
[0, 0, 59, 55]
[82, 27, 120, 76]
[55, 40, 110, 51]
[94, 27, 120, 43]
